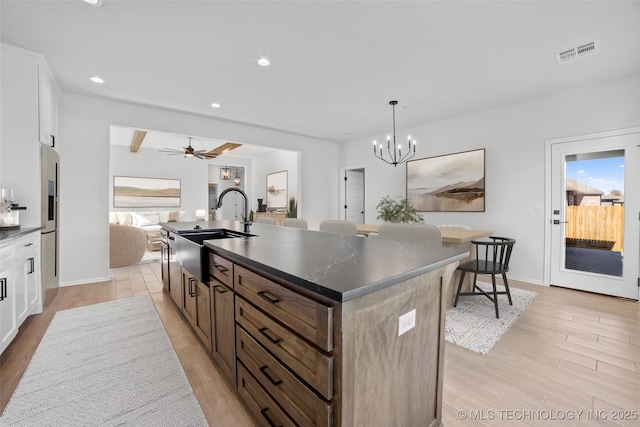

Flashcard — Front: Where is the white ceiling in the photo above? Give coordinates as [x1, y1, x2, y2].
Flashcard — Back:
[2, 1, 639, 145]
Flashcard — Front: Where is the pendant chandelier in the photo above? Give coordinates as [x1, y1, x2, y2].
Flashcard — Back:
[234, 169, 241, 186]
[220, 166, 231, 180]
[372, 100, 416, 167]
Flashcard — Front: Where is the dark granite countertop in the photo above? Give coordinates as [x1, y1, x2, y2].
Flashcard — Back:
[162, 220, 467, 302]
[0, 226, 42, 243]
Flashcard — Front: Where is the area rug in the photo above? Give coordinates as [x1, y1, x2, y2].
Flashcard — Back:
[445, 282, 536, 355]
[0, 296, 207, 426]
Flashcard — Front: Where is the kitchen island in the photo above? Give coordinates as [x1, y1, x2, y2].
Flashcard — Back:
[161, 221, 467, 427]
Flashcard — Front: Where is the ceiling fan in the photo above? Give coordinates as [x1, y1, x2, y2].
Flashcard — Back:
[160, 137, 241, 159]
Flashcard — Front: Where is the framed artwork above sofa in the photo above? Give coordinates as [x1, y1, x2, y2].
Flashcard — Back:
[113, 176, 181, 208]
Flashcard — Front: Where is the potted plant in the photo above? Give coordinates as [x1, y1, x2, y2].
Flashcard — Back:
[376, 196, 423, 223]
[287, 197, 297, 218]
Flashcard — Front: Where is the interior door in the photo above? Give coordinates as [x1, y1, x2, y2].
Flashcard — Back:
[345, 169, 365, 223]
[548, 130, 639, 299]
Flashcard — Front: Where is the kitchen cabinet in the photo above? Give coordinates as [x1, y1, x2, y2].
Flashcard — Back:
[38, 59, 59, 147]
[15, 233, 40, 324]
[181, 269, 212, 350]
[0, 230, 41, 355]
[160, 229, 181, 306]
[209, 253, 236, 383]
[161, 221, 466, 426]
[167, 231, 182, 307]
[0, 243, 18, 354]
[234, 266, 334, 427]
[1, 44, 42, 227]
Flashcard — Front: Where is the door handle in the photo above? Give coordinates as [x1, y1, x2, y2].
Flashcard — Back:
[0, 278, 6, 301]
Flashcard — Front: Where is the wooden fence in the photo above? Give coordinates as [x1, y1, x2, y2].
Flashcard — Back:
[565, 205, 624, 251]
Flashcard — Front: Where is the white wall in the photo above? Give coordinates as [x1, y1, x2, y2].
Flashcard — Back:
[110, 145, 205, 220]
[58, 94, 339, 286]
[252, 150, 300, 215]
[339, 74, 640, 285]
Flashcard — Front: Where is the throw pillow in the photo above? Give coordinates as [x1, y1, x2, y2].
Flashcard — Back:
[116, 212, 132, 226]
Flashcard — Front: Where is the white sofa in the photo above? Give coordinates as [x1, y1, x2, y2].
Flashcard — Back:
[109, 210, 186, 250]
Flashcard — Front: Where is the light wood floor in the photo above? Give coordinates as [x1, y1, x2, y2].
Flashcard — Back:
[1, 261, 639, 426]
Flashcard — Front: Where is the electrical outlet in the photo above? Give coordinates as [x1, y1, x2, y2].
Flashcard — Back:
[398, 309, 416, 336]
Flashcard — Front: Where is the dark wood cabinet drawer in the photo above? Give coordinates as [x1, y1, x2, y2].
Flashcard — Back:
[237, 326, 333, 427]
[236, 297, 333, 400]
[237, 362, 297, 427]
[235, 265, 333, 351]
[210, 252, 233, 288]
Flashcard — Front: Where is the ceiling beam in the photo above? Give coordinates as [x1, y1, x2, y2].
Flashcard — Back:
[130, 130, 147, 153]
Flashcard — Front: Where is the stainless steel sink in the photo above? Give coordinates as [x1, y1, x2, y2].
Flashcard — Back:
[176, 229, 252, 282]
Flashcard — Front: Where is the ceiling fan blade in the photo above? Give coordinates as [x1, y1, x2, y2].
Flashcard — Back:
[205, 142, 242, 158]
[160, 148, 184, 154]
[130, 130, 147, 153]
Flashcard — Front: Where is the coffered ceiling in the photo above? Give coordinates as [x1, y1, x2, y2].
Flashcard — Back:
[2, 1, 639, 144]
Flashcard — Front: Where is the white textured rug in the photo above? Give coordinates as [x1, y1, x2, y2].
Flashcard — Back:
[445, 283, 536, 355]
[0, 296, 207, 426]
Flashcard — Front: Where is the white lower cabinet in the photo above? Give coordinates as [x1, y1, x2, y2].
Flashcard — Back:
[16, 233, 41, 323]
[0, 243, 18, 354]
[1, 231, 41, 355]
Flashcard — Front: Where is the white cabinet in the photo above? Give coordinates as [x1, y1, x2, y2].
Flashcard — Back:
[15, 233, 41, 323]
[0, 243, 18, 354]
[38, 60, 59, 147]
[0, 231, 42, 355]
[1, 43, 57, 228]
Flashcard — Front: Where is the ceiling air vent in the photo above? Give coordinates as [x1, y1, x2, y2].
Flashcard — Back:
[555, 39, 600, 64]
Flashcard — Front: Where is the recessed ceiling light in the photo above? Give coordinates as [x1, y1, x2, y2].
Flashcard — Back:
[210, 103, 221, 108]
[83, 0, 103, 6]
[90, 76, 105, 84]
[257, 58, 270, 67]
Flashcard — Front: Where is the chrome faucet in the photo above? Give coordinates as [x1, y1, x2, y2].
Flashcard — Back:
[217, 187, 251, 233]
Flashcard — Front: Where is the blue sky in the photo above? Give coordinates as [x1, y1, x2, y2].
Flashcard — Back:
[566, 156, 625, 195]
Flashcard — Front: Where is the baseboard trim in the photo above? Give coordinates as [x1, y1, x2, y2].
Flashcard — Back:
[60, 275, 112, 287]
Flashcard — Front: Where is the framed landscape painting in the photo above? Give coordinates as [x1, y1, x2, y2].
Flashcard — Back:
[113, 176, 181, 208]
[407, 149, 485, 212]
[266, 170, 288, 209]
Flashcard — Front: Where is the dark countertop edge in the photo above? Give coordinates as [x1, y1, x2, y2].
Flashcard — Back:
[206, 242, 469, 303]
[0, 226, 42, 242]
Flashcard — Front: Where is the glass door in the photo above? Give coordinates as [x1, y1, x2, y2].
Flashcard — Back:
[549, 131, 639, 299]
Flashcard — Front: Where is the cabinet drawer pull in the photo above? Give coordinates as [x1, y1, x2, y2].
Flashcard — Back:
[24, 242, 34, 247]
[213, 264, 228, 273]
[188, 277, 196, 297]
[257, 290, 280, 304]
[0, 278, 6, 301]
[212, 284, 228, 294]
[260, 407, 282, 427]
[168, 236, 175, 241]
[258, 327, 282, 345]
[259, 365, 283, 386]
